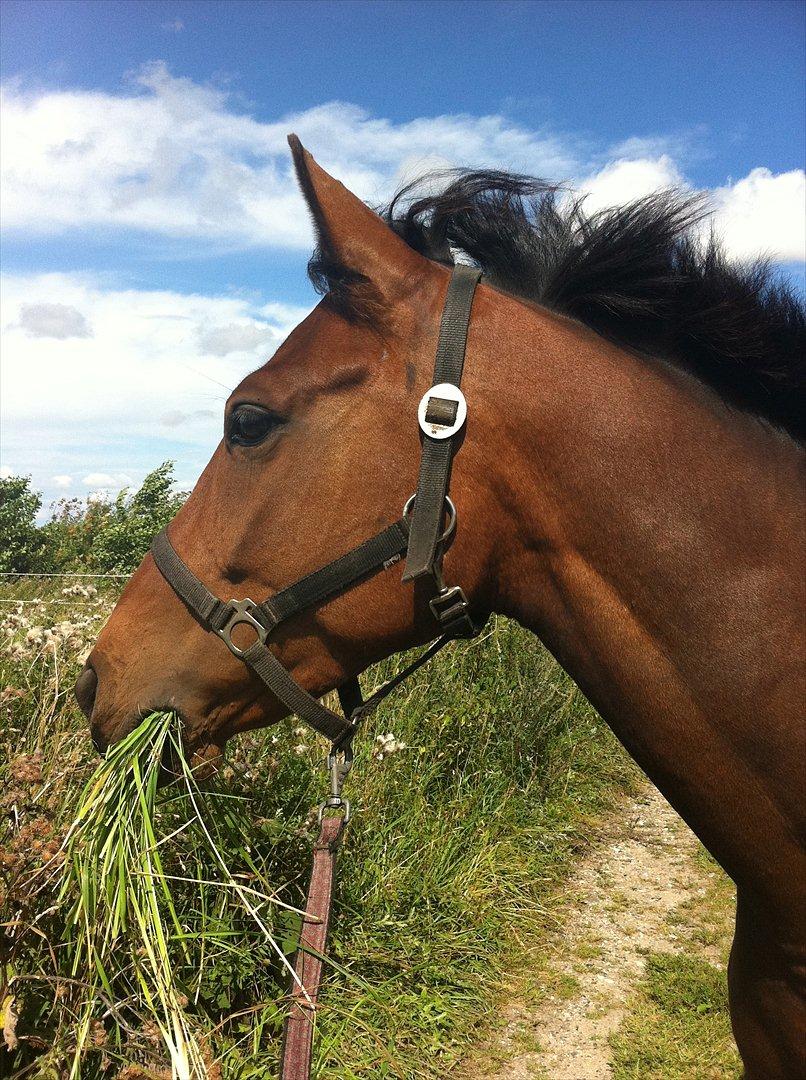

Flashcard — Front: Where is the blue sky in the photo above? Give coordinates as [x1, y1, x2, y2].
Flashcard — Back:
[1, 0, 804, 513]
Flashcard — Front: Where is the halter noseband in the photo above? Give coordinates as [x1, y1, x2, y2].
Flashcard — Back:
[150, 263, 483, 757]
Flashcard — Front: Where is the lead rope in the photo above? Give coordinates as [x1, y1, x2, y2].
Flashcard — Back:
[279, 810, 347, 1080]
[278, 632, 457, 1078]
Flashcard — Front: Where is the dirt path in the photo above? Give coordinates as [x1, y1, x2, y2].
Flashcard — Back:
[465, 784, 734, 1080]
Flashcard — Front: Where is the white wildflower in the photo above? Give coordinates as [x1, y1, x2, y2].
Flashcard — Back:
[372, 732, 406, 759]
[61, 583, 98, 598]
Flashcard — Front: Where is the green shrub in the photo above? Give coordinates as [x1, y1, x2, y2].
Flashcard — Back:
[38, 462, 186, 573]
[88, 462, 186, 572]
[42, 492, 114, 570]
[0, 475, 50, 572]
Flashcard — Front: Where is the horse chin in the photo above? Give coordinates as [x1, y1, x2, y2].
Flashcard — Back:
[168, 696, 285, 781]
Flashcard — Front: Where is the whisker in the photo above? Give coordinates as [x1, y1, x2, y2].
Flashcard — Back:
[176, 361, 234, 393]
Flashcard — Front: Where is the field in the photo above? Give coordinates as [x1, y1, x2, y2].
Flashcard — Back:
[1, 572, 730, 1079]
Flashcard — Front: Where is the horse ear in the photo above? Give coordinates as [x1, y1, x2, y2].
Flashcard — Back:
[288, 134, 425, 320]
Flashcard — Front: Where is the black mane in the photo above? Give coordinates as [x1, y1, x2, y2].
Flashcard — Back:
[311, 170, 806, 441]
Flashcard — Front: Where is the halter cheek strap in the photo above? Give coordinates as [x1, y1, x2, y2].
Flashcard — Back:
[404, 262, 480, 581]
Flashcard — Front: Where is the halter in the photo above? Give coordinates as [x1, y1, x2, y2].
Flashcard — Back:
[150, 262, 482, 757]
[149, 263, 482, 1077]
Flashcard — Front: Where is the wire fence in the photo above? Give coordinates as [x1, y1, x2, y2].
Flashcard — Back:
[0, 599, 111, 606]
[0, 572, 129, 579]
[0, 570, 123, 612]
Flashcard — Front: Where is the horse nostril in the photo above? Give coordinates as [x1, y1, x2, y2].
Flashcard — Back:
[74, 663, 98, 722]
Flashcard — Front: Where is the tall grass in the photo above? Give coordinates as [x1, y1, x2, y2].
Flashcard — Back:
[0, 578, 638, 1078]
[62, 711, 209, 1078]
[59, 710, 313, 1078]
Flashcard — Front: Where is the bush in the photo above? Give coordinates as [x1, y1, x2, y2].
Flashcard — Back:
[88, 462, 186, 572]
[0, 475, 50, 573]
[42, 493, 114, 571]
[41, 462, 186, 573]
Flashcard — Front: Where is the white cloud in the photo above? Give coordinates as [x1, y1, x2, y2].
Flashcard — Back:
[0, 465, 13, 479]
[160, 408, 217, 428]
[579, 155, 685, 214]
[0, 271, 312, 507]
[578, 156, 806, 264]
[0, 63, 578, 248]
[198, 321, 282, 356]
[710, 168, 806, 263]
[2, 65, 801, 264]
[82, 471, 133, 488]
[18, 301, 92, 338]
[51, 474, 72, 487]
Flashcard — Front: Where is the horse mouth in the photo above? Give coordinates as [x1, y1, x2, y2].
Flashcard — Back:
[153, 709, 224, 785]
[90, 706, 224, 786]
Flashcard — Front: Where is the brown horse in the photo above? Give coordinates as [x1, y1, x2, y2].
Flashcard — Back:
[75, 139, 805, 1078]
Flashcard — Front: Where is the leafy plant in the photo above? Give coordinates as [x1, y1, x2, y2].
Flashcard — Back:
[89, 462, 186, 572]
[39, 461, 187, 573]
[0, 475, 50, 573]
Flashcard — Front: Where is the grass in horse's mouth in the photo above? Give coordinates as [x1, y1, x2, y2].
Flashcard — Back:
[58, 710, 297, 1079]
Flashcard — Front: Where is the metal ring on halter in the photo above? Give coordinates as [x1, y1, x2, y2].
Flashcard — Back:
[214, 598, 268, 659]
[403, 495, 457, 546]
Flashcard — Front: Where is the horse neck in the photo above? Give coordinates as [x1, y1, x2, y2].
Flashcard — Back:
[470, 290, 804, 883]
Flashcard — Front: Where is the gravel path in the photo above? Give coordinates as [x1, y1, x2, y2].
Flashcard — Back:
[465, 785, 729, 1079]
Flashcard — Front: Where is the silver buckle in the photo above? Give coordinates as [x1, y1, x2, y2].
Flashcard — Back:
[429, 585, 475, 637]
[215, 598, 268, 658]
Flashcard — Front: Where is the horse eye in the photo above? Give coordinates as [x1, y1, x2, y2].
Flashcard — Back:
[227, 404, 283, 447]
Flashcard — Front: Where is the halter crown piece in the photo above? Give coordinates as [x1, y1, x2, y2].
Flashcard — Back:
[149, 263, 482, 1078]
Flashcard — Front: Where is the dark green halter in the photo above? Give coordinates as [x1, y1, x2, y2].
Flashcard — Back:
[150, 263, 483, 755]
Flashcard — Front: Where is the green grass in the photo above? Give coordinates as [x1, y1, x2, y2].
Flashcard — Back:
[1, 578, 637, 1078]
[61, 710, 196, 1077]
[609, 954, 741, 1080]
[59, 710, 306, 1078]
[609, 849, 741, 1080]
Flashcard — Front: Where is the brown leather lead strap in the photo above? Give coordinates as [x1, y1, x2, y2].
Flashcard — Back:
[279, 814, 346, 1080]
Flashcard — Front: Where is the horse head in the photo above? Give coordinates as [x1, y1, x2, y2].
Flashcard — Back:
[75, 138, 501, 761]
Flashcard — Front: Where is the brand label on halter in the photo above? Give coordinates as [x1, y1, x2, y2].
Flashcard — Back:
[418, 383, 467, 440]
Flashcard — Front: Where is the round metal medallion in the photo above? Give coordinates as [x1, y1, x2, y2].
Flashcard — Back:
[417, 383, 467, 440]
